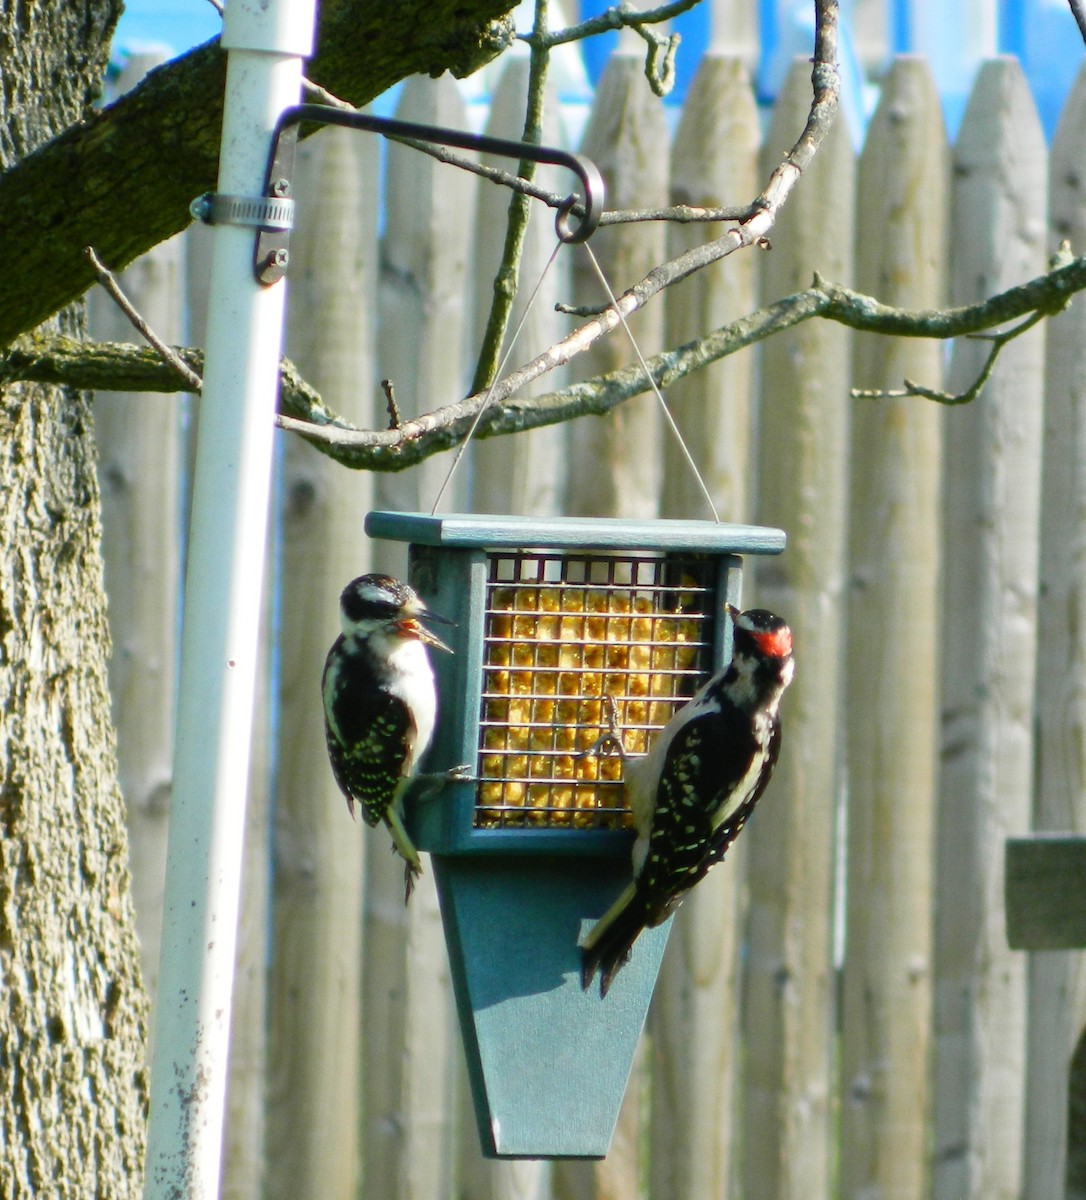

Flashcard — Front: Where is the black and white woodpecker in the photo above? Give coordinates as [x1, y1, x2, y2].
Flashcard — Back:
[581, 605, 795, 996]
[322, 573, 453, 901]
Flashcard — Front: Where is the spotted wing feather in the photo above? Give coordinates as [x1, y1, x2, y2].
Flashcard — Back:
[637, 698, 774, 917]
[322, 635, 416, 828]
[583, 697, 779, 996]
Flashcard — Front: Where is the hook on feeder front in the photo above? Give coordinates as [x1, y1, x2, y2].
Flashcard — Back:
[189, 103, 607, 285]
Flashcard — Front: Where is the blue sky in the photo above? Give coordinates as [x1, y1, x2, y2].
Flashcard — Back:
[113, 0, 221, 57]
[111, 0, 1084, 139]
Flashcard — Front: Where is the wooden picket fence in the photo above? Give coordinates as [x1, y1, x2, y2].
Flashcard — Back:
[90, 45, 1086, 1200]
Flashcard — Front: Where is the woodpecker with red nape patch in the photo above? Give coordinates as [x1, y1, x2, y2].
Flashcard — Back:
[581, 605, 795, 996]
[322, 574, 453, 901]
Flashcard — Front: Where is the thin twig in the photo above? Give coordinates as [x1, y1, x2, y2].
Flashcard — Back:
[635, 26, 681, 96]
[382, 379, 402, 429]
[84, 246, 203, 392]
[471, 0, 552, 393]
[302, 77, 354, 109]
[851, 312, 1047, 405]
[525, 0, 702, 49]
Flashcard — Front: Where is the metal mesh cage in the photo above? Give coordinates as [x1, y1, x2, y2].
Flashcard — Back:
[475, 551, 716, 831]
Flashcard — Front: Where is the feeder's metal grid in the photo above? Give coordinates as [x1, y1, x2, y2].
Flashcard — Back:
[476, 550, 716, 831]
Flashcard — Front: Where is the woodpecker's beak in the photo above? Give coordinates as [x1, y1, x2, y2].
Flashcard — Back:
[397, 610, 454, 654]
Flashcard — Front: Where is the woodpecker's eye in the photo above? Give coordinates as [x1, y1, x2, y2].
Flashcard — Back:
[341, 574, 412, 624]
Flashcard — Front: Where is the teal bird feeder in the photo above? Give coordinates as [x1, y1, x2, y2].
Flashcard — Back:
[366, 511, 786, 1159]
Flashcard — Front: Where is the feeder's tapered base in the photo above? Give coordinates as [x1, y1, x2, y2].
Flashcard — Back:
[432, 854, 671, 1159]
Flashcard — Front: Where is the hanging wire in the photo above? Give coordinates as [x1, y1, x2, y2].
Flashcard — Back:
[429, 238, 563, 515]
[431, 233, 721, 525]
[582, 242, 721, 525]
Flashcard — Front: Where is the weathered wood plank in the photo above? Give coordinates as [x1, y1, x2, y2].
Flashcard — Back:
[934, 55, 1047, 1200]
[365, 75, 469, 1200]
[1025, 58, 1086, 1200]
[90, 54, 184, 1003]
[458, 55, 560, 1200]
[660, 54, 757, 523]
[556, 52, 668, 1200]
[841, 55, 948, 1200]
[742, 55, 855, 1200]
[263, 124, 377, 1200]
[374, 74, 477, 561]
[650, 52, 759, 1200]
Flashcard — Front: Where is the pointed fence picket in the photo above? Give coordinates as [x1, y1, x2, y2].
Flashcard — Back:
[365, 74, 470, 1200]
[553, 51, 671, 1200]
[1028, 63, 1086, 1200]
[743, 55, 855, 1200]
[89, 200, 183, 1006]
[840, 55, 948, 1200]
[455, 53, 574, 1200]
[92, 44, 1086, 1200]
[648, 52, 760, 1200]
[263, 122, 378, 1200]
[934, 56, 1048, 1200]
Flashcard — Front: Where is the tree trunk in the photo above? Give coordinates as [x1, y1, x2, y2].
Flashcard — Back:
[0, 1, 150, 1194]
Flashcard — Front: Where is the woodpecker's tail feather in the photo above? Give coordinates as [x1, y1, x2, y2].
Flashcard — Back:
[580, 884, 649, 998]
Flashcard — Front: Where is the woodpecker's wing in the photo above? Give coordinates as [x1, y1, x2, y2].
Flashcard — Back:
[582, 703, 780, 997]
[322, 637, 417, 828]
[703, 716, 781, 867]
[637, 699, 779, 922]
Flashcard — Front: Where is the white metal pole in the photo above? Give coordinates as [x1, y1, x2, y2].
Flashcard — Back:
[143, 1, 316, 1196]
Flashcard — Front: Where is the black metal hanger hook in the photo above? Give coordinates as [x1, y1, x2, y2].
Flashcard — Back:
[248, 103, 606, 285]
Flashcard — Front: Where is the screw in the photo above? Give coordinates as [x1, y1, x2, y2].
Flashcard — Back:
[270, 178, 291, 197]
[258, 247, 290, 284]
[189, 193, 212, 222]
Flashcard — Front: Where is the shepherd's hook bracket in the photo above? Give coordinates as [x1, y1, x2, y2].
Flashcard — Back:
[190, 104, 606, 286]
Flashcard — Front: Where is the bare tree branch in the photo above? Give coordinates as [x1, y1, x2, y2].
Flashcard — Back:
[0, 0, 519, 348]
[264, 255, 1086, 468]
[11, 250, 1083, 472]
[21, 0, 1061, 477]
[851, 312, 1049, 405]
[528, 0, 702, 49]
[472, 0, 554, 392]
[85, 245, 203, 392]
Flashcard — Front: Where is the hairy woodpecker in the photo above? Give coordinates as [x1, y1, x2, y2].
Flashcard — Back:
[322, 574, 452, 900]
[581, 605, 795, 996]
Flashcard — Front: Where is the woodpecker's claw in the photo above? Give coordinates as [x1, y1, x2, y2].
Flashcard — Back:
[404, 859, 422, 904]
[577, 695, 628, 761]
[413, 765, 476, 805]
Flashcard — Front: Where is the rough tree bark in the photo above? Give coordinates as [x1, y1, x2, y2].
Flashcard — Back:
[0, 0, 517, 347]
[0, 2, 521, 1192]
[0, 0, 149, 1194]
